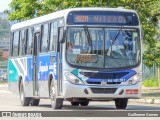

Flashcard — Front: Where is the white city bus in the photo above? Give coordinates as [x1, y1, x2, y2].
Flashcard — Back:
[8, 7, 142, 109]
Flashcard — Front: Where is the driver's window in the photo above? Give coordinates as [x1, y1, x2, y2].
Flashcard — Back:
[72, 29, 89, 54]
[74, 32, 80, 45]
[106, 29, 125, 57]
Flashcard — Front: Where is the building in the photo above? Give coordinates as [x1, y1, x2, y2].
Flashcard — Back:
[0, 38, 10, 76]
[0, 61, 7, 76]
[0, 12, 11, 78]
[0, 39, 10, 49]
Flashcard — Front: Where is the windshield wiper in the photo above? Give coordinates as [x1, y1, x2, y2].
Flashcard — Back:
[111, 26, 124, 44]
[84, 25, 93, 53]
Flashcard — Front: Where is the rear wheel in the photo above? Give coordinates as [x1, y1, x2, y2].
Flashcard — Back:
[19, 81, 31, 106]
[115, 98, 128, 109]
[30, 98, 40, 106]
[71, 102, 79, 106]
[49, 80, 63, 109]
[80, 101, 89, 106]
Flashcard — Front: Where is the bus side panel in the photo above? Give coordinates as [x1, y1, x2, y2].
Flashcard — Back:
[8, 57, 29, 95]
[38, 52, 58, 98]
[24, 56, 33, 97]
[8, 58, 19, 95]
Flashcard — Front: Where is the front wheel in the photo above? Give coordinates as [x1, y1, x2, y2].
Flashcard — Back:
[71, 102, 79, 106]
[80, 101, 89, 106]
[115, 98, 128, 109]
[49, 81, 63, 109]
[30, 98, 40, 106]
[19, 81, 31, 106]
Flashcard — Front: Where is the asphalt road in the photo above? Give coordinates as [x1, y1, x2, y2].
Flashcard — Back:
[0, 83, 160, 120]
[0, 83, 160, 111]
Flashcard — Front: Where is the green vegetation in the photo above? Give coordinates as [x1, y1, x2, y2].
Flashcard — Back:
[6, 0, 160, 67]
[143, 77, 159, 87]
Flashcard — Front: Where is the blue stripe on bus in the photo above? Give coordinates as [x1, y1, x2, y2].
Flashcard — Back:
[85, 70, 136, 83]
[25, 52, 58, 82]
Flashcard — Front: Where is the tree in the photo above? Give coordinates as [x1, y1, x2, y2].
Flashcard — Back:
[7, 0, 160, 67]
[6, 0, 43, 21]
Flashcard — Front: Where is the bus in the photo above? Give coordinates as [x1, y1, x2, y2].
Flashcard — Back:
[8, 7, 142, 109]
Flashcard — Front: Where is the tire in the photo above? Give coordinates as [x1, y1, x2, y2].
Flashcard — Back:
[30, 98, 40, 106]
[19, 81, 31, 106]
[80, 101, 89, 106]
[49, 80, 63, 109]
[71, 102, 79, 106]
[115, 98, 128, 109]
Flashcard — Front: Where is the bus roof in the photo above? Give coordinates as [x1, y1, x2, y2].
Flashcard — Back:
[11, 7, 137, 31]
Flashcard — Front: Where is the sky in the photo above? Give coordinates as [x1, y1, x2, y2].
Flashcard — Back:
[0, 0, 12, 12]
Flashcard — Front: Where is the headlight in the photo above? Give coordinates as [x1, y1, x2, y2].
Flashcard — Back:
[133, 76, 138, 81]
[64, 72, 84, 85]
[127, 74, 140, 85]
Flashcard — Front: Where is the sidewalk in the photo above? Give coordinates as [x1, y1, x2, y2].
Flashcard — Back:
[129, 86, 160, 104]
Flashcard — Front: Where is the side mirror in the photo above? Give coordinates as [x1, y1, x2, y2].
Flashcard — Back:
[58, 27, 65, 44]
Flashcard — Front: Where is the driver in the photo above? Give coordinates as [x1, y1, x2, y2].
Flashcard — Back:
[67, 42, 73, 53]
[107, 39, 124, 56]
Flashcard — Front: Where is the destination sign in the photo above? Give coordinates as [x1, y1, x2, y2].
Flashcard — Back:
[67, 11, 139, 25]
[75, 54, 98, 63]
[74, 15, 131, 24]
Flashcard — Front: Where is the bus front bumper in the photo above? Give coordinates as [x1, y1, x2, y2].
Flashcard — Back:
[63, 81, 142, 99]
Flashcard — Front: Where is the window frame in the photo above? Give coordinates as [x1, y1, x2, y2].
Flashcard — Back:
[40, 23, 49, 53]
[26, 28, 33, 55]
[10, 32, 14, 57]
[48, 21, 58, 52]
[19, 29, 26, 56]
[12, 31, 20, 57]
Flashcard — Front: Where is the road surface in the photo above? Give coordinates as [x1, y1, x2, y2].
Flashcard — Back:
[0, 83, 160, 120]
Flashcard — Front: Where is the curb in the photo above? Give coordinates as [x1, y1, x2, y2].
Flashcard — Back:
[129, 98, 160, 104]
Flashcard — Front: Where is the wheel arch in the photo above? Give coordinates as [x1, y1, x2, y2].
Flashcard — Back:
[48, 72, 55, 95]
[18, 75, 23, 93]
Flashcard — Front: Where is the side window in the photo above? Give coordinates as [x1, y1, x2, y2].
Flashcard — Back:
[49, 21, 57, 51]
[10, 33, 14, 56]
[12, 31, 19, 56]
[19, 30, 25, 56]
[26, 28, 33, 55]
[41, 24, 49, 53]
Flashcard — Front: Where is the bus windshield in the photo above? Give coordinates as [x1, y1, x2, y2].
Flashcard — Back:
[66, 27, 140, 69]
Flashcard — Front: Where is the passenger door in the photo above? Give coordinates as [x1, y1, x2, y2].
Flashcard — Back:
[57, 20, 65, 96]
[32, 26, 41, 96]
[57, 27, 63, 96]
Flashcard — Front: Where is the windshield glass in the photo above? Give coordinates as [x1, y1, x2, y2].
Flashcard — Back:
[66, 27, 140, 69]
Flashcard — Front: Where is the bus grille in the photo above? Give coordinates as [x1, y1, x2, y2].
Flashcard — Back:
[90, 88, 117, 94]
[80, 72, 129, 85]
[87, 82, 121, 85]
